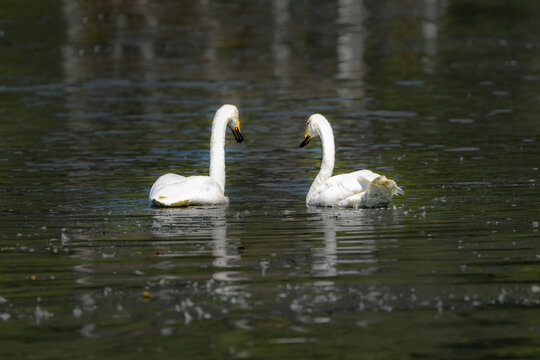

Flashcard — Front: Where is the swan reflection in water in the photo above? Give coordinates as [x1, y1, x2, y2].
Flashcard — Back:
[308, 207, 397, 278]
[151, 206, 243, 284]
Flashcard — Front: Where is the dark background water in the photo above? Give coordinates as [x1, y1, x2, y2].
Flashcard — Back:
[1, 0, 539, 359]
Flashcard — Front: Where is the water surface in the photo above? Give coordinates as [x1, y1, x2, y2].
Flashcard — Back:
[1, 1, 539, 359]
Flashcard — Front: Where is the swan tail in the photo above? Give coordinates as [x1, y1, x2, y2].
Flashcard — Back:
[364, 175, 401, 208]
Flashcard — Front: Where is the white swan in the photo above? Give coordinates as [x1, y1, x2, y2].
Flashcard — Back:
[149, 104, 244, 207]
[299, 114, 403, 208]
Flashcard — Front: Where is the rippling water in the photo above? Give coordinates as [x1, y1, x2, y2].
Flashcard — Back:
[1, 1, 539, 359]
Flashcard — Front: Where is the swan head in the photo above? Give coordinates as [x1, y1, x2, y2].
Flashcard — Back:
[299, 113, 327, 147]
[217, 104, 243, 143]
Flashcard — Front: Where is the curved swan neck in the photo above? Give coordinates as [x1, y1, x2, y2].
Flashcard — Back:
[209, 112, 228, 191]
[308, 120, 335, 197]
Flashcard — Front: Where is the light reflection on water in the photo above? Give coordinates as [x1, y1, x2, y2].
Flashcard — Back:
[1, 0, 540, 359]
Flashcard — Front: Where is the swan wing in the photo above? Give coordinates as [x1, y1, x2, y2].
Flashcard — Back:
[350, 169, 380, 187]
[149, 175, 227, 207]
[309, 173, 368, 206]
[149, 173, 186, 200]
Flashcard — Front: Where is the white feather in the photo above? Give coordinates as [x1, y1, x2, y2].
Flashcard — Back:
[149, 105, 242, 207]
[301, 114, 403, 208]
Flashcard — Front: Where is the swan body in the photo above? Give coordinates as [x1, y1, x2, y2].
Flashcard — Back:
[149, 104, 243, 207]
[300, 114, 403, 208]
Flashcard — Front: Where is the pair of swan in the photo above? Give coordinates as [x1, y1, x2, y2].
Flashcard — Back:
[149, 105, 403, 208]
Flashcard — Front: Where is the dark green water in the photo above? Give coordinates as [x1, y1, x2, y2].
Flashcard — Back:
[1, 0, 539, 359]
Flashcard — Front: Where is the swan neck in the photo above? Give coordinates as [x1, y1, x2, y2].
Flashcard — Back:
[308, 123, 335, 197]
[209, 114, 228, 191]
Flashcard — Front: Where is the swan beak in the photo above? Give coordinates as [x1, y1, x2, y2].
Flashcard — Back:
[232, 120, 244, 143]
[299, 126, 311, 147]
[299, 135, 311, 147]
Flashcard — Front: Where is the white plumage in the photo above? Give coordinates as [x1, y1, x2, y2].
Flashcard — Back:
[299, 114, 403, 208]
[149, 104, 244, 207]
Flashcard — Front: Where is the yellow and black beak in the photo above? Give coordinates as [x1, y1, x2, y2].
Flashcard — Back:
[299, 126, 311, 148]
[231, 119, 244, 143]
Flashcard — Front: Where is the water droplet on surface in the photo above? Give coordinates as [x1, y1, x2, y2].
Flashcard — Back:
[35, 305, 54, 324]
[80, 324, 95, 338]
[184, 311, 192, 325]
[160, 327, 173, 336]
